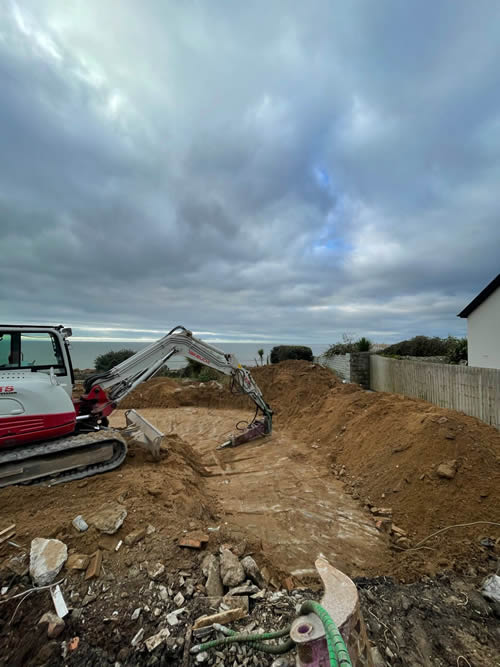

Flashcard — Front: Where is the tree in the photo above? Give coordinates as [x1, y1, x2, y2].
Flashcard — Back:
[94, 348, 136, 372]
[257, 349, 264, 365]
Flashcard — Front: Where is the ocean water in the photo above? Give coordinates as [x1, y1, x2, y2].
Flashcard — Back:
[68, 341, 330, 370]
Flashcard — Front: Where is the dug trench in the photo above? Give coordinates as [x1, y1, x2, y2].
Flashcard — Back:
[0, 360, 499, 665]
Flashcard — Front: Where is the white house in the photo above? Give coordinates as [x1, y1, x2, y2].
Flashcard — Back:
[458, 273, 500, 369]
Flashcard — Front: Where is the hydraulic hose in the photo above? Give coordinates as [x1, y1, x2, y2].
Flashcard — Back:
[191, 627, 294, 654]
[191, 600, 353, 667]
[299, 600, 352, 667]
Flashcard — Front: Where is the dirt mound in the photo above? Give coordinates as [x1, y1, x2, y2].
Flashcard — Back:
[120, 361, 500, 578]
[120, 360, 338, 416]
[286, 381, 500, 578]
[0, 433, 218, 580]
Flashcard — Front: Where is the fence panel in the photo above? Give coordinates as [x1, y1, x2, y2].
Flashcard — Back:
[370, 356, 500, 428]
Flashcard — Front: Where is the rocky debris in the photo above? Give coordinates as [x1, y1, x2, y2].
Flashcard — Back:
[124, 527, 146, 546]
[131, 607, 142, 620]
[203, 554, 224, 597]
[131, 628, 145, 647]
[482, 574, 500, 603]
[38, 611, 65, 638]
[66, 554, 90, 570]
[30, 538, 68, 586]
[88, 502, 127, 534]
[220, 547, 246, 587]
[193, 605, 247, 630]
[174, 591, 185, 606]
[147, 562, 165, 580]
[240, 555, 265, 588]
[436, 461, 457, 479]
[145, 627, 170, 652]
[72, 515, 88, 532]
[228, 583, 259, 596]
[6, 552, 29, 576]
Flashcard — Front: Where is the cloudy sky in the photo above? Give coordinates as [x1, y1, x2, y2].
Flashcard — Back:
[1, 1, 499, 345]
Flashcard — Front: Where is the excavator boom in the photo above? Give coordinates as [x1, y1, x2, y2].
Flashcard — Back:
[0, 324, 272, 487]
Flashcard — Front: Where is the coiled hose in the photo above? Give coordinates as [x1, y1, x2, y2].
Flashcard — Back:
[191, 600, 352, 666]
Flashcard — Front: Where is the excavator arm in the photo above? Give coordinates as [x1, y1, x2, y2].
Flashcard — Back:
[78, 326, 272, 449]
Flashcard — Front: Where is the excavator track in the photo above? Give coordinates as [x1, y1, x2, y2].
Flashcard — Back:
[0, 430, 127, 488]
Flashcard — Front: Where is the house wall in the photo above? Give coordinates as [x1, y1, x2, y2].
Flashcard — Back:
[468, 287, 500, 369]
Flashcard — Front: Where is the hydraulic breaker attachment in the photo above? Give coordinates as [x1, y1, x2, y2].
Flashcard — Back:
[290, 557, 372, 666]
[217, 416, 271, 450]
[123, 409, 165, 460]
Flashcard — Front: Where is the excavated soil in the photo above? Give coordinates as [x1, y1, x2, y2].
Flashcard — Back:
[0, 360, 499, 666]
[121, 360, 500, 580]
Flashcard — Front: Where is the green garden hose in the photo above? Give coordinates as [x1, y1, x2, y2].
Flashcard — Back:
[191, 600, 353, 667]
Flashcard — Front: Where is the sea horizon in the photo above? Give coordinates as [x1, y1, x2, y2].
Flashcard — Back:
[68, 340, 331, 370]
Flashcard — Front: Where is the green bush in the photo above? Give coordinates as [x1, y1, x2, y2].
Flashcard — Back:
[382, 336, 449, 357]
[446, 337, 467, 364]
[198, 367, 222, 382]
[270, 345, 313, 364]
[324, 337, 371, 358]
[94, 348, 136, 372]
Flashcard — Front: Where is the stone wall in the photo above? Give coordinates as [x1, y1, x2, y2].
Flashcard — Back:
[318, 353, 351, 381]
[349, 351, 371, 388]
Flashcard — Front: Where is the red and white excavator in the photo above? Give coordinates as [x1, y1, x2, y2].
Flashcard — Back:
[0, 325, 272, 488]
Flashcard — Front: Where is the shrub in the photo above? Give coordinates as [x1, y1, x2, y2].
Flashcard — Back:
[382, 336, 449, 357]
[324, 337, 371, 358]
[198, 367, 222, 382]
[94, 348, 136, 372]
[270, 345, 313, 364]
[446, 337, 468, 364]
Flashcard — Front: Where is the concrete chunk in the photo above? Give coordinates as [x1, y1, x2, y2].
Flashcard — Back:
[240, 556, 265, 588]
[88, 502, 127, 534]
[220, 548, 245, 587]
[30, 538, 68, 586]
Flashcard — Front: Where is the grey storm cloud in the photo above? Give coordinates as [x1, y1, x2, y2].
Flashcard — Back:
[1, 0, 499, 344]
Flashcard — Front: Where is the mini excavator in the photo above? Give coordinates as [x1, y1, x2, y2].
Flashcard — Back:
[0, 325, 272, 487]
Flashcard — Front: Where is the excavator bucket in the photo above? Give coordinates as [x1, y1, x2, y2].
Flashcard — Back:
[123, 409, 165, 461]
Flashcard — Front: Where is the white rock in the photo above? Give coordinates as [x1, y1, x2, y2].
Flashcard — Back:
[30, 538, 68, 586]
[482, 574, 500, 603]
[147, 562, 165, 580]
[158, 585, 169, 602]
[131, 608, 142, 620]
[166, 612, 179, 625]
[220, 548, 245, 587]
[174, 591, 185, 607]
[145, 627, 170, 652]
[131, 628, 145, 646]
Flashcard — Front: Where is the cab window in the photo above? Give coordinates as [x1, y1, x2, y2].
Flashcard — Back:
[0, 332, 66, 375]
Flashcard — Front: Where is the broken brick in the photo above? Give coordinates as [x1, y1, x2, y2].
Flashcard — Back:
[85, 551, 102, 580]
[179, 537, 202, 549]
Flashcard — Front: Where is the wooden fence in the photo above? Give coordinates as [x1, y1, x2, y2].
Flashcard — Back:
[370, 355, 500, 428]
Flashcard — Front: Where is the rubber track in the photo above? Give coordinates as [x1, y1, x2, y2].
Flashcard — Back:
[0, 430, 127, 488]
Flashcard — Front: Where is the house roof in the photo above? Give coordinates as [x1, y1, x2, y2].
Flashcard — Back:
[457, 273, 500, 318]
